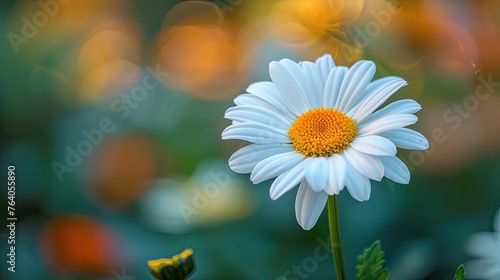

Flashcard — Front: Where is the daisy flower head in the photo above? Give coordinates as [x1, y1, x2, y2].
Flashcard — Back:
[222, 54, 429, 230]
[465, 207, 500, 280]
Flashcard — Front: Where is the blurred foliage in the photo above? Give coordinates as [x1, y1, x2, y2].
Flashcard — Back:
[0, 0, 499, 279]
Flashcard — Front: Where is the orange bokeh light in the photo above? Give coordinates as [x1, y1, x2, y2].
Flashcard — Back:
[157, 24, 247, 100]
[88, 134, 159, 209]
[77, 20, 142, 102]
[266, 0, 365, 64]
[155, 1, 248, 100]
[270, 0, 364, 42]
[388, 1, 478, 75]
[39, 216, 118, 275]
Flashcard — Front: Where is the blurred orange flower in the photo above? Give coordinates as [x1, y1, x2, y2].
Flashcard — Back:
[39, 216, 118, 275]
[156, 1, 248, 100]
[267, 0, 365, 63]
[77, 20, 143, 102]
[386, 0, 477, 75]
[88, 134, 159, 209]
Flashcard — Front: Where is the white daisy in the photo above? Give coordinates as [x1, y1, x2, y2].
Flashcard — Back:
[222, 54, 429, 230]
[465, 207, 500, 280]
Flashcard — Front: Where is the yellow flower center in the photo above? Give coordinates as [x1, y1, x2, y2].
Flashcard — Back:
[288, 108, 357, 157]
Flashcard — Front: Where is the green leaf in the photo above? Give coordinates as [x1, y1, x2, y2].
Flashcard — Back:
[453, 264, 466, 280]
[355, 240, 389, 280]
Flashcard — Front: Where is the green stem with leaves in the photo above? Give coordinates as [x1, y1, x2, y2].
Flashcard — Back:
[327, 195, 346, 280]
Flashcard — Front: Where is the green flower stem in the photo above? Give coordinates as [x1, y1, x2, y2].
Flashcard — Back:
[327, 195, 345, 280]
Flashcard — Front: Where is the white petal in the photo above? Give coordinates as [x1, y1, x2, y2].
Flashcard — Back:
[300, 61, 323, 108]
[466, 232, 500, 258]
[269, 161, 305, 200]
[335, 60, 376, 112]
[379, 128, 429, 150]
[344, 162, 371, 201]
[343, 148, 384, 181]
[349, 77, 408, 122]
[358, 114, 418, 136]
[295, 180, 328, 230]
[315, 54, 336, 80]
[229, 144, 294, 174]
[361, 177, 371, 201]
[246, 81, 292, 117]
[251, 151, 304, 184]
[234, 93, 261, 106]
[304, 157, 329, 192]
[225, 105, 292, 130]
[345, 168, 362, 200]
[323, 66, 348, 108]
[350, 135, 397, 156]
[222, 122, 289, 144]
[362, 99, 421, 124]
[269, 60, 309, 116]
[326, 154, 347, 195]
[379, 156, 410, 184]
[233, 93, 283, 114]
[365, 76, 403, 94]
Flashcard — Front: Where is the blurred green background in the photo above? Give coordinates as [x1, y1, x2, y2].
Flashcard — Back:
[1, 0, 499, 279]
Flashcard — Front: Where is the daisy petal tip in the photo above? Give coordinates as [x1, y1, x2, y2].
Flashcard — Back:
[300, 223, 313, 231]
[355, 59, 376, 70]
[316, 53, 334, 64]
[357, 195, 369, 202]
[394, 176, 410, 185]
[220, 129, 231, 140]
[296, 213, 317, 231]
[269, 61, 279, 71]
[362, 193, 371, 201]
[269, 187, 280, 200]
[317, 53, 333, 60]
[353, 197, 364, 202]
[249, 176, 258, 184]
[402, 176, 411, 184]
[393, 76, 408, 85]
[422, 140, 430, 150]
[279, 58, 295, 64]
[227, 161, 237, 172]
[324, 188, 335, 196]
[269, 192, 279, 201]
